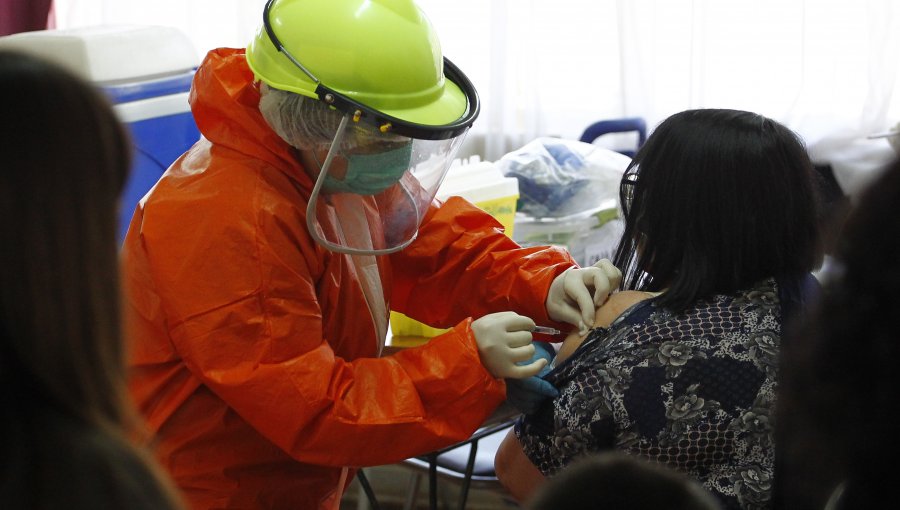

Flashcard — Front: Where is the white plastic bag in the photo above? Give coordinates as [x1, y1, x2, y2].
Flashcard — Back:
[496, 137, 631, 218]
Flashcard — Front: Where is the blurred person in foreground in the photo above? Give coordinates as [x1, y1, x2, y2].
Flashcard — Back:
[776, 157, 900, 510]
[0, 50, 184, 510]
[527, 451, 721, 510]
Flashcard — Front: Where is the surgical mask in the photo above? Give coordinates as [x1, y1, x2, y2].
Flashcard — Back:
[323, 142, 413, 195]
[306, 114, 466, 256]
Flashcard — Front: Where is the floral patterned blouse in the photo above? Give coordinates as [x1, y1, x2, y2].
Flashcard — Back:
[516, 279, 784, 510]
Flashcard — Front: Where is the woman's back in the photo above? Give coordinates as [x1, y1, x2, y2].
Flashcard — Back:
[518, 278, 785, 508]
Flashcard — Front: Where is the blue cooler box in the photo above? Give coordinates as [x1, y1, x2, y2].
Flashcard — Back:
[0, 25, 200, 241]
[104, 73, 200, 240]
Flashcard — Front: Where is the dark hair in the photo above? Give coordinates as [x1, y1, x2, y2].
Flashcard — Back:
[776, 158, 900, 510]
[527, 452, 721, 510]
[0, 50, 183, 509]
[613, 108, 821, 311]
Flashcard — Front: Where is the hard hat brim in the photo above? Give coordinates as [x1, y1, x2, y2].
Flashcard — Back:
[312, 58, 479, 140]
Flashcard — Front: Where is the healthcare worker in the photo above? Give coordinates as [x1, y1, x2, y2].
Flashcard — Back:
[122, 0, 620, 508]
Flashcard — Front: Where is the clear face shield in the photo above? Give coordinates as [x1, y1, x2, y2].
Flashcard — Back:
[306, 115, 467, 255]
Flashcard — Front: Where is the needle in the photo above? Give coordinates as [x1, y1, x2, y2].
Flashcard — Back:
[531, 325, 561, 335]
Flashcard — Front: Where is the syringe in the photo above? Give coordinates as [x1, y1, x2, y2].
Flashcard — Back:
[531, 325, 561, 336]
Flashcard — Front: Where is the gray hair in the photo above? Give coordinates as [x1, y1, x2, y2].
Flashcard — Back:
[258, 83, 404, 151]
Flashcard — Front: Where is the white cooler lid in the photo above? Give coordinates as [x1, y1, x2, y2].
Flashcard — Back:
[438, 161, 519, 204]
[0, 25, 198, 84]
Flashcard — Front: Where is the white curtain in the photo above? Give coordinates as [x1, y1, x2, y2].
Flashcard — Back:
[55, 0, 900, 162]
[54, 0, 268, 56]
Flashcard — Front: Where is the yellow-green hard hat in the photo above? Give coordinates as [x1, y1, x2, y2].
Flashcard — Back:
[247, 0, 479, 140]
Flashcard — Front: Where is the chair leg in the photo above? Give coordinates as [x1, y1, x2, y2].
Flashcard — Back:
[355, 469, 380, 510]
[457, 441, 478, 510]
[428, 453, 439, 510]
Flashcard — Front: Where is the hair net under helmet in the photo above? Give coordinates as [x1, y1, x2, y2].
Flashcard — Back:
[258, 84, 407, 152]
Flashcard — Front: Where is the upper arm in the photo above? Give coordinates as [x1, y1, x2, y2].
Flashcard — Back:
[494, 427, 547, 503]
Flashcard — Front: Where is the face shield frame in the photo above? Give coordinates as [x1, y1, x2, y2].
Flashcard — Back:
[262, 0, 479, 141]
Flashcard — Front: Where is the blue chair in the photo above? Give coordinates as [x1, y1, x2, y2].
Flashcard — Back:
[579, 117, 647, 158]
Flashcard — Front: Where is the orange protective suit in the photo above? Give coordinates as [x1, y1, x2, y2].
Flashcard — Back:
[122, 48, 576, 509]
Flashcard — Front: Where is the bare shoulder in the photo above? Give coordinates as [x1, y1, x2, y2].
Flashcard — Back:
[556, 291, 654, 365]
[594, 290, 654, 328]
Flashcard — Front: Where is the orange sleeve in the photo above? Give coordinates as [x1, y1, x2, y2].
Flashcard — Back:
[389, 196, 577, 328]
[168, 305, 505, 467]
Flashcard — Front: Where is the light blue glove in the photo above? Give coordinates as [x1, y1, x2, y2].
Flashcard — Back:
[505, 341, 559, 414]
